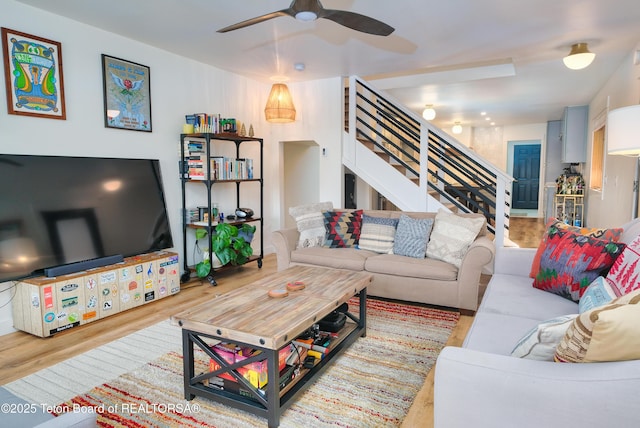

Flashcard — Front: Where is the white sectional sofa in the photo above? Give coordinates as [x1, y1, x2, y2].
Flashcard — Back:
[434, 218, 640, 428]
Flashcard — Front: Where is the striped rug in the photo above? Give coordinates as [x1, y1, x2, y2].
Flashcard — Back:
[6, 298, 458, 427]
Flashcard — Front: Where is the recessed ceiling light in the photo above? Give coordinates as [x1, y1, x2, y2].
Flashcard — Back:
[485, 117, 491, 121]
[294, 62, 305, 71]
[481, 112, 487, 116]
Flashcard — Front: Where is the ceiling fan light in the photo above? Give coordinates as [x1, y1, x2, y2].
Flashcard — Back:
[295, 11, 318, 22]
[422, 105, 436, 121]
[563, 43, 596, 70]
[452, 122, 463, 134]
[265, 83, 296, 123]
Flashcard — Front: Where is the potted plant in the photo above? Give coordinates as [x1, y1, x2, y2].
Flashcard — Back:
[195, 223, 256, 278]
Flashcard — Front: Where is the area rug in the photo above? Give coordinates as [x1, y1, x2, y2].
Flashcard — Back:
[6, 298, 458, 427]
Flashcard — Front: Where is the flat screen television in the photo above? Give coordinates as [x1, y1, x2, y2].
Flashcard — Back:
[0, 154, 174, 283]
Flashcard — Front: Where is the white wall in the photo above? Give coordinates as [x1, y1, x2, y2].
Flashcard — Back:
[0, 1, 344, 335]
[282, 141, 320, 229]
[586, 44, 640, 228]
[271, 77, 345, 230]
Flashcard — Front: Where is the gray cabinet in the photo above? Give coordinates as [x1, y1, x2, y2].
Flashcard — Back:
[561, 105, 589, 163]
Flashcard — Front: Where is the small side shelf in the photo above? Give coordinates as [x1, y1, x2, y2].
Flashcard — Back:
[179, 133, 264, 284]
[554, 194, 584, 226]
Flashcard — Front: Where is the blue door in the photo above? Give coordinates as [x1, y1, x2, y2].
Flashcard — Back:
[512, 144, 540, 209]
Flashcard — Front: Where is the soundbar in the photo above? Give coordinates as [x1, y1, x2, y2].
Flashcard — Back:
[44, 254, 124, 277]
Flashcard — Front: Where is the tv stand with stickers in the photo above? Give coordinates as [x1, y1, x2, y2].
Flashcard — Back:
[11, 251, 180, 337]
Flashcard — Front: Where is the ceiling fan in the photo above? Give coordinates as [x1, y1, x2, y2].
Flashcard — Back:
[217, 0, 395, 36]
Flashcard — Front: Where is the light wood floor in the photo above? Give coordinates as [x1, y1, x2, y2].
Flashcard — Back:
[0, 218, 545, 427]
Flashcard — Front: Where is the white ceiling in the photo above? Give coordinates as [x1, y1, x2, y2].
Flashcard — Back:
[16, 0, 640, 129]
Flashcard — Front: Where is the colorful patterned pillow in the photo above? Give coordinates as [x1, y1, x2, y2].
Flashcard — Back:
[555, 289, 640, 363]
[358, 215, 399, 254]
[289, 201, 334, 249]
[606, 234, 640, 295]
[511, 314, 578, 361]
[426, 210, 484, 268]
[529, 218, 623, 278]
[578, 276, 619, 313]
[532, 229, 626, 302]
[393, 215, 434, 258]
[323, 210, 363, 248]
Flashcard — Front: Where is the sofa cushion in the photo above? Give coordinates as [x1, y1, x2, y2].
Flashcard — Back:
[511, 314, 578, 361]
[480, 273, 579, 321]
[322, 210, 363, 248]
[606, 234, 640, 296]
[291, 247, 373, 271]
[426, 209, 484, 268]
[393, 214, 433, 258]
[462, 311, 544, 355]
[555, 289, 640, 363]
[365, 254, 458, 281]
[529, 218, 623, 278]
[532, 229, 626, 302]
[289, 201, 333, 249]
[579, 276, 619, 313]
[357, 214, 398, 254]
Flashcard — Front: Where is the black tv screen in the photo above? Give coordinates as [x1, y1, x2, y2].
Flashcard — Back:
[0, 154, 173, 282]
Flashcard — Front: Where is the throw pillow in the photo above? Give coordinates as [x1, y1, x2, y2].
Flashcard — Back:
[426, 209, 484, 268]
[289, 201, 333, 249]
[532, 229, 625, 302]
[555, 289, 640, 363]
[511, 314, 579, 361]
[393, 215, 434, 258]
[323, 210, 363, 248]
[529, 218, 623, 278]
[357, 215, 399, 254]
[578, 276, 619, 313]
[606, 234, 640, 296]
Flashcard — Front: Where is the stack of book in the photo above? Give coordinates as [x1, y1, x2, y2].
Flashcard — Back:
[184, 207, 199, 224]
[180, 140, 254, 181]
[210, 157, 254, 180]
[185, 113, 237, 134]
[182, 140, 207, 179]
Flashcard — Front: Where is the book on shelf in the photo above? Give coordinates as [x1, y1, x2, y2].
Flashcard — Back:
[184, 113, 238, 134]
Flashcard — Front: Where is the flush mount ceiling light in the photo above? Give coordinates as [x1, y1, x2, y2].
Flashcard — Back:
[265, 83, 296, 123]
[563, 43, 596, 70]
[452, 122, 462, 134]
[422, 105, 436, 121]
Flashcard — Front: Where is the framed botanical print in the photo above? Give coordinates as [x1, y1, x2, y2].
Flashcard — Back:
[1, 27, 66, 120]
[101, 54, 152, 132]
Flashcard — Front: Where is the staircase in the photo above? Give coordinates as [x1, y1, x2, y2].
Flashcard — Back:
[343, 76, 513, 246]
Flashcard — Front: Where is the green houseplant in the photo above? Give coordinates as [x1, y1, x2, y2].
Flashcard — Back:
[195, 223, 256, 278]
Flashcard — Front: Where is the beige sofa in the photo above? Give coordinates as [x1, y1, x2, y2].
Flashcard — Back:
[272, 210, 495, 313]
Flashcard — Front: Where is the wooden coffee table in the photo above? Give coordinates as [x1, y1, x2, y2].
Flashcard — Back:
[171, 266, 372, 427]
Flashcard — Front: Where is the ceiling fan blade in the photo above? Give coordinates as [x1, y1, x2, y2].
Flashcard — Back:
[217, 9, 293, 33]
[321, 10, 395, 36]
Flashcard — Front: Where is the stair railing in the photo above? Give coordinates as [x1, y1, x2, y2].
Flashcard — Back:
[345, 76, 513, 245]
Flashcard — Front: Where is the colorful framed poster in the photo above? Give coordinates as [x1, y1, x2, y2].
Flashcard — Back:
[1, 27, 66, 120]
[101, 54, 152, 132]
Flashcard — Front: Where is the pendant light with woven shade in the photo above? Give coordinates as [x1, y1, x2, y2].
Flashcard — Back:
[265, 83, 296, 123]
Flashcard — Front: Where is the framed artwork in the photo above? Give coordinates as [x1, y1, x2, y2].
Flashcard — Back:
[101, 54, 152, 132]
[1, 27, 66, 120]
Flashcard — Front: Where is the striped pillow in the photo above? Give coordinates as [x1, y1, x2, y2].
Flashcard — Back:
[393, 215, 434, 258]
[357, 215, 399, 254]
[555, 288, 640, 363]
